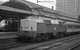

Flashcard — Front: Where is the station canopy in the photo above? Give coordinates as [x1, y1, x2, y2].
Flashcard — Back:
[0, 0, 77, 21]
[0, 0, 32, 19]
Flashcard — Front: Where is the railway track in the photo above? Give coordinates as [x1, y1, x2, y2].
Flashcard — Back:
[0, 42, 26, 50]
[67, 39, 80, 50]
[26, 34, 80, 50]
[67, 43, 80, 50]
[7, 34, 80, 50]
[40, 36, 80, 50]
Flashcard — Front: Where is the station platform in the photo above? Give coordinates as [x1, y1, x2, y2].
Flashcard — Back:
[0, 32, 18, 39]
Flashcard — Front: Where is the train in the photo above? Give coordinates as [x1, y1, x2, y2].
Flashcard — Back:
[17, 16, 80, 41]
[0, 16, 80, 41]
[0, 14, 80, 42]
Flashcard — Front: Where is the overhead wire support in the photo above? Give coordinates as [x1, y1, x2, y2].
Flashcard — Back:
[32, 7, 43, 16]
[31, 6, 78, 23]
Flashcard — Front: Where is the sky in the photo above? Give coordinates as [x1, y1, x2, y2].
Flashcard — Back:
[0, 0, 56, 10]
[26, 0, 56, 10]
[0, 0, 9, 2]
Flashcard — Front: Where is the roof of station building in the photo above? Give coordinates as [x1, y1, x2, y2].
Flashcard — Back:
[12, 0, 76, 19]
[1, 0, 32, 11]
[0, 0, 77, 20]
[15, 0, 57, 13]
